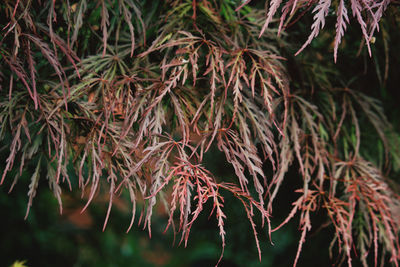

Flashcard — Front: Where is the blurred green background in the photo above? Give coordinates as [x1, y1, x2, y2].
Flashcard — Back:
[0, 176, 332, 267]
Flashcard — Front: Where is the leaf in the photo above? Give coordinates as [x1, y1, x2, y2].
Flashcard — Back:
[25, 156, 42, 219]
[295, 0, 331, 56]
[334, 0, 349, 62]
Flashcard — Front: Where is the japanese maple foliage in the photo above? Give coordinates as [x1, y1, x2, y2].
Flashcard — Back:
[0, 0, 399, 266]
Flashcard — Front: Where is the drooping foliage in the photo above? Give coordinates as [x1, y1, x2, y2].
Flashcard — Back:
[240, 0, 394, 61]
[0, 0, 399, 266]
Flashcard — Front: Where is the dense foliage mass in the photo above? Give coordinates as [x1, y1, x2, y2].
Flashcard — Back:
[1, 0, 399, 266]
